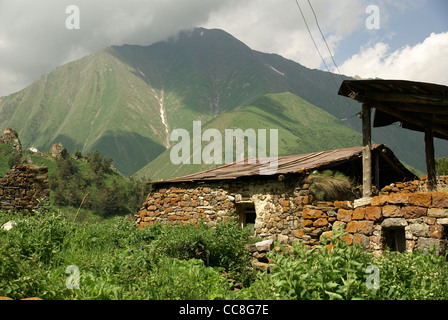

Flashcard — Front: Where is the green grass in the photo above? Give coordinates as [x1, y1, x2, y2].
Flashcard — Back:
[1, 209, 447, 300]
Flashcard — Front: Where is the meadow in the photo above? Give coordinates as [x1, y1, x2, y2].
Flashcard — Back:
[1, 203, 448, 300]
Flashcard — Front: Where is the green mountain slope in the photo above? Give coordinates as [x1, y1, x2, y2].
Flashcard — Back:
[137, 92, 362, 180]
[0, 50, 167, 176]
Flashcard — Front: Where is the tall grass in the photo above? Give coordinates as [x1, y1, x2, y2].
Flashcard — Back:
[1, 206, 447, 300]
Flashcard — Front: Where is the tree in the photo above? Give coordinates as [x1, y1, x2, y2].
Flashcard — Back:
[436, 157, 448, 176]
[8, 151, 22, 168]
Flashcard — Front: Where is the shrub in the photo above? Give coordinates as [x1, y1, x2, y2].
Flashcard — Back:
[436, 157, 448, 176]
[151, 222, 253, 282]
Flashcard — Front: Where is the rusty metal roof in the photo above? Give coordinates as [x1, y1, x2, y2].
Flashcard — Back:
[338, 79, 448, 140]
[151, 144, 415, 185]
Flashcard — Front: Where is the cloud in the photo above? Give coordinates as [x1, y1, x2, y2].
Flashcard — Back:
[338, 32, 448, 85]
[0, 0, 238, 97]
[203, 0, 368, 69]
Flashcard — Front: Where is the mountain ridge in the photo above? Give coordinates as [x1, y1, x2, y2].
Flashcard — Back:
[0, 27, 445, 177]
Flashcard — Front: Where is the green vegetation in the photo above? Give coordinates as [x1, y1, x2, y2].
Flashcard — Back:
[0, 205, 253, 300]
[307, 170, 356, 201]
[1, 210, 447, 300]
[436, 157, 448, 176]
[240, 228, 448, 300]
[49, 151, 149, 217]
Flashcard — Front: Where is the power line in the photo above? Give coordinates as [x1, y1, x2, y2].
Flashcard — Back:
[293, 0, 340, 90]
[306, 0, 343, 80]
[294, 0, 360, 114]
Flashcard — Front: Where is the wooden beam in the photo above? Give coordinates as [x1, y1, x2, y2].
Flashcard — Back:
[374, 152, 380, 189]
[425, 128, 437, 191]
[395, 104, 448, 115]
[362, 104, 372, 197]
[373, 103, 448, 139]
[362, 91, 448, 106]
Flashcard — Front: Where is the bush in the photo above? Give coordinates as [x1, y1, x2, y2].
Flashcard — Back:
[436, 157, 448, 176]
[239, 228, 448, 300]
[151, 222, 253, 282]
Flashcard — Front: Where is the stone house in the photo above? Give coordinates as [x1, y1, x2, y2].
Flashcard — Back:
[137, 144, 448, 256]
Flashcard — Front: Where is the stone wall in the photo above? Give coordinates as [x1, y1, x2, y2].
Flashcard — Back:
[0, 165, 50, 213]
[136, 175, 342, 245]
[136, 175, 448, 256]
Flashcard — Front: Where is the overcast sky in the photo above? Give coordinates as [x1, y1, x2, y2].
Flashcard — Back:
[1, 0, 447, 97]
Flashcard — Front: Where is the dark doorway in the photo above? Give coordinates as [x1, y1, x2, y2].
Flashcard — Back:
[237, 202, 256, 234]
[383, 227, 406, 253]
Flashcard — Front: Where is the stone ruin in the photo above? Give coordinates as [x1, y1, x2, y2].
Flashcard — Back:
[0, 128, 21, 151]
[0, 164, 49, 214]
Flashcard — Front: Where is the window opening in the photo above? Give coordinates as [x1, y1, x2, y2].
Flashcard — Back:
[383, 227, 406, 253]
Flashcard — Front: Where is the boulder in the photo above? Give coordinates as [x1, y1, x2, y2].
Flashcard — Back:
[381, 218, 407, 228]
[50, 143, 68, 160]
[255, 239, 274, 252]
[1, 221, 16, 231]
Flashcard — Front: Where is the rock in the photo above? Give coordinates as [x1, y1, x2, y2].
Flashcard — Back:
[1, 221, 16, 231]
[354, 197, 372, 208]
[436, 218, 448, 225]
[430, 224, 444, 239]
[358, 221, 374, 235]
[432, 192, 448, 208]
[409, 223, 429, 237]
[50, 143, 68, 160]
[403, 206, 427, 219]
[352, 207, 366, 220]
[302, 209, 326, 219]
[381, 218, 407, 228]
[417, 238, 442, 254]
[382, 205, 403, 217]
[428, 208, 448, 218]
[254, 239, 274, 252]
[409, 193, 432, 207]
[277, 234, 289, 244]
[366, 206, 382, 221]
[313, 218, 329, 227]
[337, 209, 353, 222]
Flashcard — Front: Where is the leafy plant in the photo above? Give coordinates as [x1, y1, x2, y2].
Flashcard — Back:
[436, 157, 448, 176]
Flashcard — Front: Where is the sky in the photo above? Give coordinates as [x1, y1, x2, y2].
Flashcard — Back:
[0, 0, 447, 97]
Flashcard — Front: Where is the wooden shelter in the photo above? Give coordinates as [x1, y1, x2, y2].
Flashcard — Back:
[338, 79, 448, 194]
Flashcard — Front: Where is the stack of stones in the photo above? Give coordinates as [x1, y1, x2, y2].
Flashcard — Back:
[0, 165, 49, 213]
[136, 186, 237, 228]
[246, 239, 275, 271]
[380, 176, 448, 194]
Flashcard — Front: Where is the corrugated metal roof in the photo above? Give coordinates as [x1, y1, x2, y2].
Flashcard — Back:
[151, 144, 394, 185]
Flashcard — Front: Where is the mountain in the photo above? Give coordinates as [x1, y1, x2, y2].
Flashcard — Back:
[137, 92, 363, 180]
[0, 27, 445, 177]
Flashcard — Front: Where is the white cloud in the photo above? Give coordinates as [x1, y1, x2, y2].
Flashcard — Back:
[0, 0, 238, 97]
[204, 0, 368, 69]
[338, 32, 448, 85]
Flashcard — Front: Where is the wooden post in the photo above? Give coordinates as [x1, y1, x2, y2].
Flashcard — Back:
[362, 104, 372, 197]
[425, 127, 437, 191]
[374, 152, 380, 190]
